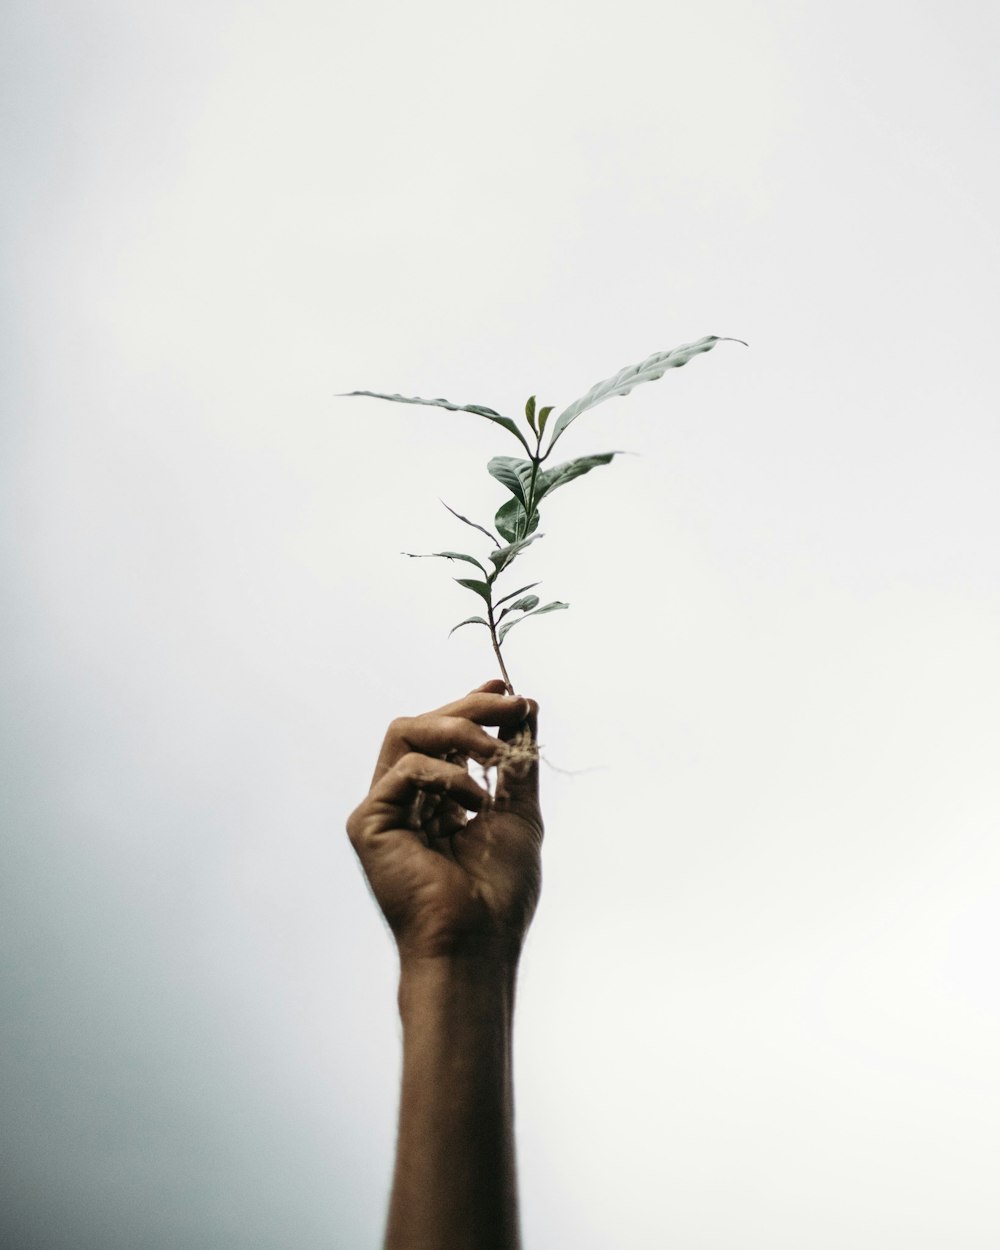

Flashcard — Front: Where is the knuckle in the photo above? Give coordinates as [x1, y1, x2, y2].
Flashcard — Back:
[439, 714, 470, 738]
[397, 750, 433, 779]
[345, 807, 365, 846]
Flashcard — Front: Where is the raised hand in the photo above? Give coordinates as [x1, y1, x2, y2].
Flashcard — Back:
[347, 679, 542, 965]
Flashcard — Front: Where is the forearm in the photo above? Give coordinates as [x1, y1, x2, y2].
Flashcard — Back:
[384, 956, 522, 1250]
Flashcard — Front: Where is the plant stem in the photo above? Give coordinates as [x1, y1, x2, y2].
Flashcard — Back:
[524, 463, 539, 530]
[493, 423, 545, 684]
[516, 425, 546, 543]
[486, 599, 515, 694]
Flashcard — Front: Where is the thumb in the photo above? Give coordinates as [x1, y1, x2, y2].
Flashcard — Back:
[472, 678, 510, 695]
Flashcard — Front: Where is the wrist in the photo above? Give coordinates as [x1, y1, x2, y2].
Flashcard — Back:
[397, 952, 518, 1026]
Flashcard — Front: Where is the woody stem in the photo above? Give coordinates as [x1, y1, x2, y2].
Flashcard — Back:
[486, 601, 515, 695]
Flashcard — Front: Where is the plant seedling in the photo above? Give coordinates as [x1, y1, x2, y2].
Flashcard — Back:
[343, 335, 744, 696]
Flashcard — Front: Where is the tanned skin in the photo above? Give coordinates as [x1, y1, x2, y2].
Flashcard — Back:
[347, 679, 542, 1250]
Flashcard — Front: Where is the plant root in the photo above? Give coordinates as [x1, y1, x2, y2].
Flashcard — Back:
[480, 725, 539, 805]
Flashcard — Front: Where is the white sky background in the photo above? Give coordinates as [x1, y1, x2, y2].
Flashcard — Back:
[2, 0, 999, 1246]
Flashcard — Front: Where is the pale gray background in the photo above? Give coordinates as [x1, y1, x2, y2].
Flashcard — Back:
[2, 1, 998, 1247]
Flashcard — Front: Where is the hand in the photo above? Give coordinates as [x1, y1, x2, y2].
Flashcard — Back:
[347, 679, 542, 964]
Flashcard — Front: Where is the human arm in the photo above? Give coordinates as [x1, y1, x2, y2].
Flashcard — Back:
[346, 679, 542, 1250]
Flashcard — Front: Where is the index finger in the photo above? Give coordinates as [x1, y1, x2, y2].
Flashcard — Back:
[430, 682, 530, 725]
[368, 683, 531, 787]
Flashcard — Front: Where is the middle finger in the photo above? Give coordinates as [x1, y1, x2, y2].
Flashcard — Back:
[372, 713, 505, 785]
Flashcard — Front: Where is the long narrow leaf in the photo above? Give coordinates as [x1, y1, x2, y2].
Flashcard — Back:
[405, 550, 489, 577]
[525, 395, 537, 435]
[448, 615, 490, 636]
[489, 534, 542, 576]
[341, 390, 532, 454]
[497, 594, 540, 621]
[455, 577, 492, 604]
[497, 600, 568, 643]
[493, 581, 541, 608]
[546, 335, 745, 450]
[536, 452, 622, 502]
[440, 499, 500, 548]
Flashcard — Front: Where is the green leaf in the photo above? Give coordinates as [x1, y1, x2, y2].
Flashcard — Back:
[495, 497, 540, 544]
[448, 615, 489, 636]
[497, 594, 540, 621]
[493, 581, 541, 608]
[455, 577, 492, 604]
[536, 451, 622, 502]
[497, 600, 569, 643]
[545, 335, 746, 451]
[525, 395, 537, 435]
[537, 405, 554, 434]
[440, 500, 500, 548]
[489, 534, 542, 576]
[405, 550, 489, 576]
[487, 455, 535, 508]
[341, 389, 532, 455]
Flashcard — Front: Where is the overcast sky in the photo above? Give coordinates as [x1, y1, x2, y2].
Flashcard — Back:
[3, 1, 999, 1247]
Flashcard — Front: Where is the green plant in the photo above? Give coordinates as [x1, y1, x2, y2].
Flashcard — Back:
[344, 335, 744, 694]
